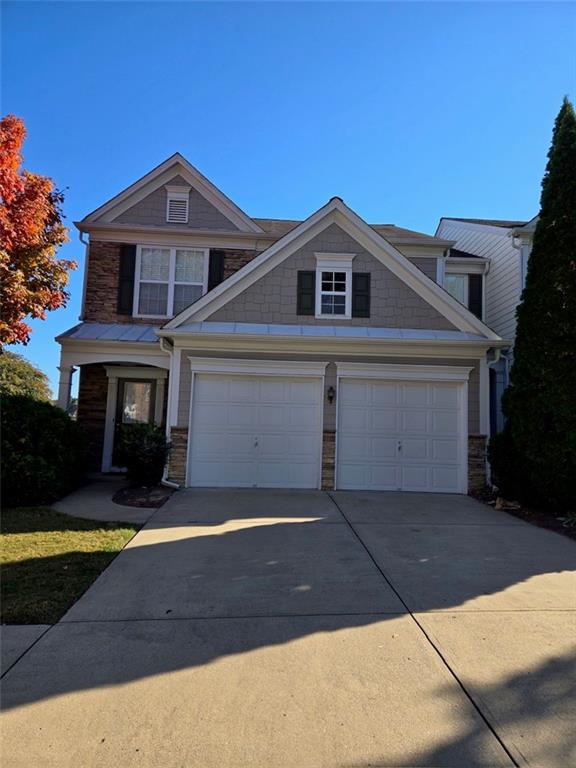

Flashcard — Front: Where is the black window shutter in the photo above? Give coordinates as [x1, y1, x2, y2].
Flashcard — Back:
[117, 244, 136, 315]
[297, 271, 316, 315]
[468, 275, 483, 319]
[352, 273, 371, 318]
[208, 249, 225, 291]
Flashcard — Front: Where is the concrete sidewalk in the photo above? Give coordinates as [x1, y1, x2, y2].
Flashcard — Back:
[52, 477, 157, 525]
[2, 490, 575, 767]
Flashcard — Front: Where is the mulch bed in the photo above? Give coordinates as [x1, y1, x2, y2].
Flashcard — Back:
[112, 485, 174, 509]
[470, 488, 576, 541]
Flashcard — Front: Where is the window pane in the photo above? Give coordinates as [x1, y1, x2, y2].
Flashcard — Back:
[175, 249, 205, 283]
[173, 284, 203, 315]
[140, 248, 170, 281]
[444, 274, 466, 304]
[333, 295, 346, 314]
[321, 295, 334, 314]
[122, 382, 152, 424]
[139, 282, 168, 315]
[334, 272, 346, 282]
[333, 279, 346, 292]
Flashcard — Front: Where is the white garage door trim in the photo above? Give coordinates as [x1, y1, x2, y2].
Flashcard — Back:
[186, 358, 327, 488]
[335, 363, 472, 494]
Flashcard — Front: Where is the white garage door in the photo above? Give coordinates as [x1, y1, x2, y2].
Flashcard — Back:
[337, 379, 465, 493]
[189, 373, 323, 488]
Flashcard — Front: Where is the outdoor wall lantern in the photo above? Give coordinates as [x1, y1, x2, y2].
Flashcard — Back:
[326, 386, 336, 404]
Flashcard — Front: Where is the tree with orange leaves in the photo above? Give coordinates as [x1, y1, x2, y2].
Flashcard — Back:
[0, 115, 76, 345]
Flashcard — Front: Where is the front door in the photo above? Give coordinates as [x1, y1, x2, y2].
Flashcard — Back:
[112, 378, 156, 467]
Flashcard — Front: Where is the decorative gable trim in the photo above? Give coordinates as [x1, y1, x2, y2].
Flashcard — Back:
[164, 198, 501, 340]
[82, 153, 263, 234]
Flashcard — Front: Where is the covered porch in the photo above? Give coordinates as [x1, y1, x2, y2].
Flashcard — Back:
[57, 323, 171, 473]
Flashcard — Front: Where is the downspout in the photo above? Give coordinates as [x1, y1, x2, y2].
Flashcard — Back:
[78, 230, 89, 321]
[159, 337, 180, 489]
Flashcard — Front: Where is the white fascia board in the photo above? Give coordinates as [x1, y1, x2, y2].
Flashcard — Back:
[165, 198, 501, 340]
[335, 362, 473, 382]
[445, 260, 488, 275]
[104, 365, 168, 379]
[188, 357, 328, 378]
[76, 223, 273, 251]
[158, 330, 502, 360]
[82, 153, 263, 234]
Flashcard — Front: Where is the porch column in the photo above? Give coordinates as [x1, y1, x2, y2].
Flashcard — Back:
[102, 375, 119, 473]
[57, 365, 76, 411]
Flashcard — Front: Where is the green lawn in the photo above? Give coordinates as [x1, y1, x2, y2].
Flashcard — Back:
[1, 507, 139, 624]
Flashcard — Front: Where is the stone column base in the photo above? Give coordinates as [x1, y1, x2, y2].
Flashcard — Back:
[167, 426, 188, 486]
[468, 434, 487, 491]
[321, 430, 336, 490]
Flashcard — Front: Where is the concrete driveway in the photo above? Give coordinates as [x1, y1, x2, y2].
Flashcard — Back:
[2, 490, 575, 767]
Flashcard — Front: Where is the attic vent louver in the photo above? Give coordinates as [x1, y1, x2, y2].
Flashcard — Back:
[165, 186, 190, 223]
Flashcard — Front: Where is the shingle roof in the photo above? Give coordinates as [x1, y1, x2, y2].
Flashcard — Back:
[444, 217, 527, 228]
[252, 218, 449, 245]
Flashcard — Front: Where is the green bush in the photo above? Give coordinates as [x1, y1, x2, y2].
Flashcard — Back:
[488, 427, 529, 502]
[1, 394, 86, 506]
[116, 423, 170, 487]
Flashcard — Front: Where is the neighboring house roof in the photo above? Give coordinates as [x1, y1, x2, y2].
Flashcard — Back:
[57, 323, 159, 343]
[441, 217, 528, 228]
[164, 197, 502, 340]
[253, 217, 451, 246]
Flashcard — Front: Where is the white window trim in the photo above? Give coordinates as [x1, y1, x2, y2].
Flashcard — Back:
[133, 244, 209, 319]
[165, 185, 190, 224]
[444, 272, 469, 307]
[314, 252, 356, 319]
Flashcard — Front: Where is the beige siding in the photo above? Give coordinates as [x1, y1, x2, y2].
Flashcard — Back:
[438, 220, 521, 341]
[409, 257, 438, 282]
[178, 350, 480, 435]
[114, 174, 239, 231]
[207, 224, 456, 330]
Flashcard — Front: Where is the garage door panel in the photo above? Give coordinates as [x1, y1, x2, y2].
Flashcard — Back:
[401, 410, 428, 432]
[401, 439, 429, 460]
[189, 373, 322, 489]
[431, 384, 459, 407]
[337, 378, 464, 493]
[432, 439, 460, 461]
[432, 411, 459, 433]
[432, 466, 460, 490]
[401, 383, 429, 406]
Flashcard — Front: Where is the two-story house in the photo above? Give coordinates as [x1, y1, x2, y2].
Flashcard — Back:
[435, 217, 536, 433]
[56, 153, 507, 493]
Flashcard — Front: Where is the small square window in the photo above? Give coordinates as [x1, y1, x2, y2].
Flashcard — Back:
[318, 269, 351, 316]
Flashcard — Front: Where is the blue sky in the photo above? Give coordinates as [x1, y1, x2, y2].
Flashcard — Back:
[3, 1, 575, 396]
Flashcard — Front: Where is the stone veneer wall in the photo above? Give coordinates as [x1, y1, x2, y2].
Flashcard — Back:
[468, 434, 487, 491]
[223, 249, 261, 279]
[168, 427, 189, 485]
[321, 430, 336, 490]
[77, 364, 108, 470]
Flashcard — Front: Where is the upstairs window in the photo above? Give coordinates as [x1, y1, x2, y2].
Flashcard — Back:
[134, 246, 208, 317]
[315, 253, 355, 318]
[444, 273, 468, 305]
[166, 187, 190, 223]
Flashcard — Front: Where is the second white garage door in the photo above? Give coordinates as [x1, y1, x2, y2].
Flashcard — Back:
[188, 373, 323, 488]
[337, 378, 465, 493]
